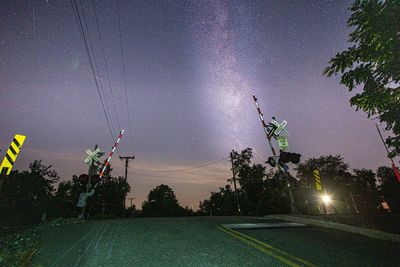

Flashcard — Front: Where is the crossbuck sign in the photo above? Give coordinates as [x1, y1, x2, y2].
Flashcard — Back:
[266, 119, 289, 139]
[84, 148, 104, 166]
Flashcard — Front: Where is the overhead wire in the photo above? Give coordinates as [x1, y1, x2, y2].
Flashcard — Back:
[70, 0, 119, 150]
[116, 0, 135, 155]
[91, 0, 121, 129]
[132, 157, 230, 173]
[77, 0, 116, 136]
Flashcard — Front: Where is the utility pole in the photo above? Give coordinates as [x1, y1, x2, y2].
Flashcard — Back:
[284, 168, 297, 214]
[120, 155, 135, 217]
[119, 156, 135, 181]
[230, 151, 241, 215]
[127, 197, 135, 208]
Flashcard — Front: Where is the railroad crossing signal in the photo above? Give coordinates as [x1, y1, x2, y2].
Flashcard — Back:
[0, 134, 26, 175]
[266, 156, 277, 167]
[265, 119, 289, 140]
[270, 119, 288, 137]
[100, 129, 124, 178]
[265, 124, 277, 139]
[84, 148, 104, 166]
[277, 136, 289, 150]
[279, 152, 301, 164]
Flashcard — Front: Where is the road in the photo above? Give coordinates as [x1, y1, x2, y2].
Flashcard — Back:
[33, 216, 400, 267]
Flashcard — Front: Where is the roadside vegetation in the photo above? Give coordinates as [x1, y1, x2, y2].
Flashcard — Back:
[1, 0, 400, 264]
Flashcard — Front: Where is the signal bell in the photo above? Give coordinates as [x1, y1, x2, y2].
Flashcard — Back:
[266, 156, 277, 167]
[279, 152, 301, 164]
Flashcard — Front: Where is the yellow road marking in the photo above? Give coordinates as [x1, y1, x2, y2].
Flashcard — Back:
[223, 226, 315, 266]
[219, 226, 300, 267]
[218, 225, 317, 267]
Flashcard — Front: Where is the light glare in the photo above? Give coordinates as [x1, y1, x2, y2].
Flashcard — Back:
[322, 194, 332, 205]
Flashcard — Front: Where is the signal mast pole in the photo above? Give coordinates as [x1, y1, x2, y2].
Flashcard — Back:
[252, 94, 296, 213]
[252, 94, 281, 169]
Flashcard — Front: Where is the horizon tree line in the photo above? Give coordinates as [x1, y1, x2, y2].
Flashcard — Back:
[1, 147, 399, 227]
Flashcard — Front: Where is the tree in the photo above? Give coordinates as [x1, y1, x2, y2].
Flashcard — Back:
[346, 168, 379, 213]
[0, 160, 59, 225]
[262, 170, 292, 215]
[351, 168, 377, 194]
[324, 0, 400, 157]
[238, 163, 266, 214]
[52, 168, 131, 219]
[229, 148, 253, 177]
[53, 180, 75, 217]
[295, 155, 350, 213]
[199, 185, 237, 216]
[376, 166, 400, 212]
[228, 148, 253, 214]
[125, 204, 138, 218]
[296, 155, 350, 189]
[90, 176, 130, 218]
[142, 184, 185, 217]
[52, 174, 85, 218]
[200, 148, 293, 216]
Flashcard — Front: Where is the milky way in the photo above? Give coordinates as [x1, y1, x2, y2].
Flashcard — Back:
[0, 0, 392, 208]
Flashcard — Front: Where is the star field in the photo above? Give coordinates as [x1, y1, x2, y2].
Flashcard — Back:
[0, 0, 390, 208]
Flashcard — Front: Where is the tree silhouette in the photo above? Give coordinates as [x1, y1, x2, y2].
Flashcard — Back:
[201, 149, 295, 216]
[92, 176, 130, 217]
[199, 185, 237, 216]
[238, 163, 266, 214]
[295, 155, 350, 213]
[0, 160, 59, 225]
[377, 166, 400, 212]
[324, 0, 400, 157]
[142, 184, 185, 217]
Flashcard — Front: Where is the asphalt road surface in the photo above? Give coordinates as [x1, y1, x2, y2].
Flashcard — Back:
[33, 216, 400, 267]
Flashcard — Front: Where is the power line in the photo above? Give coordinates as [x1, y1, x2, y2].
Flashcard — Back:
[77, 0, 116, 135]
[91, 0, 121, 129]
[117, 0, 135, 155]
[70, 0, 116, 144]
[133, 157, 229, 173]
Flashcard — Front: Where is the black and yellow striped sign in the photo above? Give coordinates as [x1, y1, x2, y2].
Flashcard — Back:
[313, 169, 323, 191]
[0, 134, 26, 175]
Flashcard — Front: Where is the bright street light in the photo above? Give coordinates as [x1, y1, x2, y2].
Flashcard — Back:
[322, 194, 332, 205]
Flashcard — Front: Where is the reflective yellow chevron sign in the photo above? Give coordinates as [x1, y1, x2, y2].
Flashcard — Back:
[0, 134, 26, 175]
[313, 169, 323, 191]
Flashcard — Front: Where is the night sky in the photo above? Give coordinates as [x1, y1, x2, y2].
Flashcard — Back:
[0, 0, 392, 209]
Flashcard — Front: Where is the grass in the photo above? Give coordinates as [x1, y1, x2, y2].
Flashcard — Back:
[0, 227, 40, 267]
[0, 217, 87, 267]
